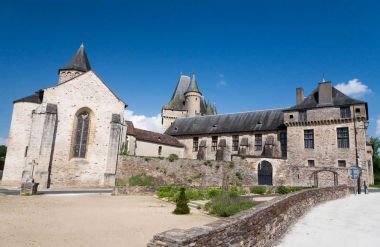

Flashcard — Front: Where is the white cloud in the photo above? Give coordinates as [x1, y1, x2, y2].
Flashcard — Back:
[0, 137, 7, 146]
[124, 110, 163, 133]
[377, 118, 380, 137]
[217, 74, 227, 86]
[335, 79, 371, 98]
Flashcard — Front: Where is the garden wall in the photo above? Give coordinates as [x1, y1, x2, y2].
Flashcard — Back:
[148, 185, 349, 247]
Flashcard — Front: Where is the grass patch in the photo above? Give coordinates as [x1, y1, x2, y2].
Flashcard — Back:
[205, 194, 256, 217]
[115, 178, 128, 186]
[369, 184, 380, 188]
[128, 174, 155, 187]
[250, 186, 267, 195]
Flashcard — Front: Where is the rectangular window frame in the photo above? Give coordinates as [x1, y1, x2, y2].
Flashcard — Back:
[280, 132, 287, 157]
[337, 127, 349, 148]
[304, 129, 314, 149]
[338, 160, 346, 167]
[211, 136, 218, 151]
[307, 160, 315, 167]
[299, 111, 307, 122]
[232, 135, 239, 151]
[340, 107, 351, 118]
[192, 137, 199, 152]
[255, 134, 262, 151]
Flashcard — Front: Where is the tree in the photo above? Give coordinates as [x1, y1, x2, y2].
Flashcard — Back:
[173, 187, 190, 215]
[370, 137, 380, 184]
[0, 145, 6, 158]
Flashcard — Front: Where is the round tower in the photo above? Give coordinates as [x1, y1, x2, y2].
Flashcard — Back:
[185, 73, 202, 117]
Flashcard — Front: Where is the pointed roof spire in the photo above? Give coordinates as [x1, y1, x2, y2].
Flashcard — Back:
[186, 72, 200, 93]
[60, 44, 91, 72]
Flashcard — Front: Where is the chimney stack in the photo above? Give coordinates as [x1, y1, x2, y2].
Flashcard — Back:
[318, 81, 333, 105]
[296, 87, 304, 105]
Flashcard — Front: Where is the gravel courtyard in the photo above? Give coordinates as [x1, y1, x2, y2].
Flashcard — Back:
[0, 194, 216, 247]
[278, 192, 380, 247]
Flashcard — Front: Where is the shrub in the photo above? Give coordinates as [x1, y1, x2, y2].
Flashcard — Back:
[185, 188, 205, 200]
[235, 171, 243, 180]
[128, 174, 155, 187]
[144, 157, 151, 162]
[204, 160, 212, 167]
[228, 186, 246, 197]
[173, 188, 190, 215]
[250, 186, 267, 195]
[167, 154, 179, 162]
[206, 188, 222, 199]
[115, 178, 128, 186]
[229, 161, 235, 168]
[276, 186, 290, 194]
[207, 194, 256, 217]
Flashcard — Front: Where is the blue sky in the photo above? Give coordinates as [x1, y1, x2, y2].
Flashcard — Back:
[1, 0, 380, 143]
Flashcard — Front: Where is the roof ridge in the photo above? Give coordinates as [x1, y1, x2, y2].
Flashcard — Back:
[176, 108, 286, 120]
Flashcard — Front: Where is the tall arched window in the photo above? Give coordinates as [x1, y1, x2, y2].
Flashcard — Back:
[73, 111, 90, 158]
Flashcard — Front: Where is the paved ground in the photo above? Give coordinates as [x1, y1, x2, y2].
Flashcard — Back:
[278, 192, 380, 247]
[0, 194, 216, 247]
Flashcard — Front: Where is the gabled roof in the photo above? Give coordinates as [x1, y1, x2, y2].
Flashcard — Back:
[165, 109, 285, 136]
[286, 85, 366, 111]
[59, 44, 91, 72]
[126, 121, 184, 147]
[13, 91, 43, 104]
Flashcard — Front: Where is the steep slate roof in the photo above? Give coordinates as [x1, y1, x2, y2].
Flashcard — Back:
[163, 74, 216, 115]
[126, 121, 184, 147]
[285, 85, 366, 111]
[59, 44, 91, 72]
[165, 109, 285, 136]
[13, 91, 43, 104]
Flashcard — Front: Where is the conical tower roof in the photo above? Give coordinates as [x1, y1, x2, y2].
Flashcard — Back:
[186, 73, 200, 93]
[60, 44, 91, 72]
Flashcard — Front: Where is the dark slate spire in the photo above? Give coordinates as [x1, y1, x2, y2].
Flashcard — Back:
[60, 44, 91, 72]
[186, 73, 200, 93]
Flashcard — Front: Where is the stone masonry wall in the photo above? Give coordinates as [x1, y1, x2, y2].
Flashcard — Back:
[148, 186, 349, 247]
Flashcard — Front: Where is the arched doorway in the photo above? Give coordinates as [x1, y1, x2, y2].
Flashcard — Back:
[311, 170, 338, 187]
[258, 161, 273, 185]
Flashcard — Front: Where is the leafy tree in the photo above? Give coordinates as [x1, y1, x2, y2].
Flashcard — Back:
[0, 145, 6, 158]
[370, 137, 380, 174]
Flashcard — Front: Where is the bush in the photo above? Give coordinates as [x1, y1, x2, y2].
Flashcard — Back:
[206, 188, 222, 199]
[144, 157, 151, 162]
[167, 154, 179, 162]
[204, 160, 212, 167]
[128, 174, 155, 187]
[228, 186, 246, 197]
[115, 178, 128, 186]
[185, 188, 205, 200]
[229, 161, 235, 168]
[276, 186, 290, 194]
[173, 188, 190, 215]
[250, 186, 267, 195]
[206, 194, 256, 217]
[235, 172, 243, 180]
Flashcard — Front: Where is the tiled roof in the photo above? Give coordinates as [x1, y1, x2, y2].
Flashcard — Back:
[59, 44, 91, 72]
[126, 121, 184, 147]
[165, 109, 285, 136]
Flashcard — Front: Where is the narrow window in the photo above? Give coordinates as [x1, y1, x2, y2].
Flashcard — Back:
[24, 146, 28, 157]
[193, 137, 199, 152]
[308, 160, 315, 167]
[338, 160, 346, 167]
[232, 135, 239, 151]
[73, 111, 90, 158]
[211, 136, 218, 151]
[290, 114, 294, 119]
[337, 127, 349, 148]
[280, 132, 287, 157]
[304, 129, 314, 149]
[340, 107, 351, 118]
[299, 111, 307, 122]
[158, 146, 162, 155]
[255, 134, 262, 151]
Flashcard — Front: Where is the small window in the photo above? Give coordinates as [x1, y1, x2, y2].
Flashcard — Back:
[158, 146, 162, 155]
[337, 127, 349, 148]
[299, 111, 307, 122]
[304, 129, 314, 149]
[338, 160, 346, 167]
[355, 108, 360, 113]
[290, 114, 294, 119]
[232, 135, 239, 151]
[211, 136, 218, 151]
[255, 134, 262, 151]
[308, 160, 315, 167]
[340, 107, 351, 118]
[192, 137, 199, 152]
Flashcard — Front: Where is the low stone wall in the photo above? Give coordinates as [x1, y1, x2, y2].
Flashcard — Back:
[148, 185, 349, 247]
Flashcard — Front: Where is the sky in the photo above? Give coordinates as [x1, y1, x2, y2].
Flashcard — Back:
[0, 0, 380, 145]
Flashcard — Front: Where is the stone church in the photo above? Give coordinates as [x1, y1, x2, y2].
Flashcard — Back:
[2, 45, 127, 188]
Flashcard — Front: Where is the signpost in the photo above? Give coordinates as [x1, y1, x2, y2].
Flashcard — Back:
[348, 166, 361, 194]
